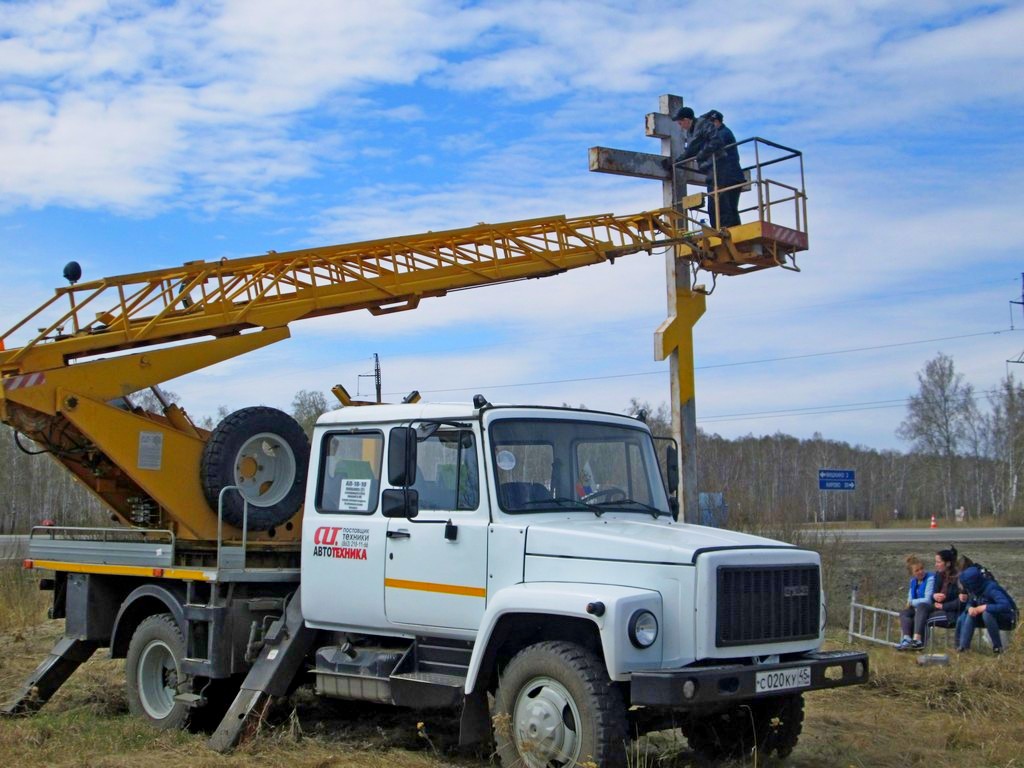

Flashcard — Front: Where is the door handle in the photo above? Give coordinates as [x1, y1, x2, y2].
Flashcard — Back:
[387, 529, 411, 539]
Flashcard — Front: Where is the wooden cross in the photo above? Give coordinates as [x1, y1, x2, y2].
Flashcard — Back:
[589, 94, 706, 524]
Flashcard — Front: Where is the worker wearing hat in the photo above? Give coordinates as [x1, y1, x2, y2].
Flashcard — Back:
[675, 108, 745, 229]
[671, 105, 696, 159]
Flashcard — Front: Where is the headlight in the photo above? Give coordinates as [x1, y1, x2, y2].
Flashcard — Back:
[628, 609, 659, 648]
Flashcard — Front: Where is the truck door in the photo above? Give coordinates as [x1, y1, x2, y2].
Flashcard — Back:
[301, 429, 389, 630]
[384, 428, 488, 631]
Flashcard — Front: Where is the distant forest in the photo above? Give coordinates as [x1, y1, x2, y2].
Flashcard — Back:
[1, 355, 1021, 533]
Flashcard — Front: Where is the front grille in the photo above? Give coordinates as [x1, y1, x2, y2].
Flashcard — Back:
[715, 564, 820, 647]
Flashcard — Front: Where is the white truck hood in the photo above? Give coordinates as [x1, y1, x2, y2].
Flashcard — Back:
[524, 518, 792, 565]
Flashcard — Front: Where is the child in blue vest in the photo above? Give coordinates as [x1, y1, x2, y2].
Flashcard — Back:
[897, 555, 935, 650]
[956, 565, 1018, 654]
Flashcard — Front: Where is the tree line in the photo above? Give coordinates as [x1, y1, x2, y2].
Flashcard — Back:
[1, 355, 1021, 532]
[633, 354, 1024, 526]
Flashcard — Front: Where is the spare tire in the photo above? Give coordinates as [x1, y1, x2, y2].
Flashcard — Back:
[200, 407, 309, 531]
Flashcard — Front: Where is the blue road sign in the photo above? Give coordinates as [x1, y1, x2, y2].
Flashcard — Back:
[818, 468, 856, 491]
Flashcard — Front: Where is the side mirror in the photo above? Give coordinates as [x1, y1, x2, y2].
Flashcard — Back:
[388, 426, 417, 486]
[666, 444, 679, 496]
[382, 488, 419, 519]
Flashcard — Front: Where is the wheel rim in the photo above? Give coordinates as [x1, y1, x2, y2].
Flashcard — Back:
[232, 431, 297, 508]
[512, 676, 582, 767]
[137, 638, 179, 719]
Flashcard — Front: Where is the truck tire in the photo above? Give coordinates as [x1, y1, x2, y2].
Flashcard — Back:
[684, 692, 804, 760]
[493, 641, 627, 768]
[126, 613, 190, 730]
[201, 406, 309, 531]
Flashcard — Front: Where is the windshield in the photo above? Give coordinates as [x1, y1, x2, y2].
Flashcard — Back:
[489, 417, 671, 516]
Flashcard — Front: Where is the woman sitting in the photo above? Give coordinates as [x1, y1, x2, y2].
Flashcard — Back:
[929, 545, 962, 636]
[956, 565, 1018, 654]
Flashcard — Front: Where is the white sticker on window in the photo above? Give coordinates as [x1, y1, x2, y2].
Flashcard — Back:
[496, 450, 517, 471]
[339, 478, 372, 511]
[137, 431, 163, 470]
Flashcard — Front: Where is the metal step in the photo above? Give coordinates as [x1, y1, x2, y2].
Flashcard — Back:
[390, 671, 465, 710]
[416, 637, 472, 668]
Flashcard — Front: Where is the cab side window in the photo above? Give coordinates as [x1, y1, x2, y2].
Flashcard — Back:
[317, 432, 383, 514]
[412, 430, 479, 511]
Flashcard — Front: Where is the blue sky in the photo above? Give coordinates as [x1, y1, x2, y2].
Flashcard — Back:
[2, 0, 1022, 450]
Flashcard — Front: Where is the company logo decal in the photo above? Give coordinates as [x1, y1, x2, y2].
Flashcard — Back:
[783, 585, 810, 598]
[312, 526, 369, 560]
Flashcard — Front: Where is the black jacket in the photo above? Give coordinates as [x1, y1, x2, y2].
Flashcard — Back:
[934, 572, 963, 624]
[683, 118, 744, 187]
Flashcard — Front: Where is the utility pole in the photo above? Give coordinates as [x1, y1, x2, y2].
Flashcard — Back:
[358, 353, 383, 403]
[1009, 272, 1023, 368]
[590, 94, 706, 523]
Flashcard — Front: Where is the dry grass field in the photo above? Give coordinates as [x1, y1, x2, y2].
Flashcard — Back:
[1, 540, 1022, 768]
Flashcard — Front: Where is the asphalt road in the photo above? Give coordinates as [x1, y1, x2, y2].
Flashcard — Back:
[803, 527, 1024, 543]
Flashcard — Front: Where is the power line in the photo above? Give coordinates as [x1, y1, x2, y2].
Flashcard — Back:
[383, 328, 1019, 396]
[699, 388, 1002, 424]
[311, 276, 1021, 370]
[695, 330, 1017, 370]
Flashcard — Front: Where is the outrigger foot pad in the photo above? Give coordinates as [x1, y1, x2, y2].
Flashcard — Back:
[207, 592, 317, 752]
[1, 636, 99, 716]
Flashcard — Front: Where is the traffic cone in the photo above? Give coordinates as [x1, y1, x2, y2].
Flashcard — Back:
[930, 515, 937, 529]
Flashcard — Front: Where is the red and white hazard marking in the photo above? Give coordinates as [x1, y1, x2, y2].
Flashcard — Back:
[3, 372, 46, 391]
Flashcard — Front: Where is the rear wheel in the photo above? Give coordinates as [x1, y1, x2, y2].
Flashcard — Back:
[493, 641, 627, 768]
[126, 614, 190, 730]
[201, 407, 309, 531]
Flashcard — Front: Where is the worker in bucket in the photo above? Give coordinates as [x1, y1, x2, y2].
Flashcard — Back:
[671, 105, 696, 155]
[679, 110, 744, 229]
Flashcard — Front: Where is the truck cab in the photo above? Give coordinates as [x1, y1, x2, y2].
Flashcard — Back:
[297, 399, 868, 766]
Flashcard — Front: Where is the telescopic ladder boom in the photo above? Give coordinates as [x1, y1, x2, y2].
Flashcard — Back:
[0, 197, 807, 542]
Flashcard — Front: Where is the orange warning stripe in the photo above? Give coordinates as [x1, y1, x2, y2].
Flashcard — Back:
[384, 577, 486, 598]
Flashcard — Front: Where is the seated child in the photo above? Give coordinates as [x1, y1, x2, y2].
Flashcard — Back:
[897, 555, 935, 650]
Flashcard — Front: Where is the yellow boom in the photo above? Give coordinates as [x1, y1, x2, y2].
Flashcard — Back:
[0, 204, 806, 542]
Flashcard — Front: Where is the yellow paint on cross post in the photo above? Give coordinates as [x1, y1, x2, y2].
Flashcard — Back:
[654, 290, 706, 402]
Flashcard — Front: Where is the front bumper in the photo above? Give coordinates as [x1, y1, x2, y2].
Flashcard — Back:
[630, 650, 869, 708]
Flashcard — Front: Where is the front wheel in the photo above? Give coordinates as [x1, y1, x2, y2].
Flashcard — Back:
[493, 641, 627, 768]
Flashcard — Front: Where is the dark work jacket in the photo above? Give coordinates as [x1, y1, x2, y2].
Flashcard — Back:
[960, 566, 1018, 624]
[683, 119, 744, 188]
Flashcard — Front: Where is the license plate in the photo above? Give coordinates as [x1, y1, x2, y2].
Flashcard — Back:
[755, 666, 811, 693]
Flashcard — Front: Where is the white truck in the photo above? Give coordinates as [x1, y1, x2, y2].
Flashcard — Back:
[6, 397, 868, 766]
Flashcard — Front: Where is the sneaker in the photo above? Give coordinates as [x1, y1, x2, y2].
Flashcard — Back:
[993, 647, 1003, 655]
[896, 638, 912, 651]
[910, 639, 924, 650]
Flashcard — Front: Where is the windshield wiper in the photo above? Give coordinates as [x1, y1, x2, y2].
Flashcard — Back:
[520, 497, 604, 517]
[590, 499, 664, 519]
